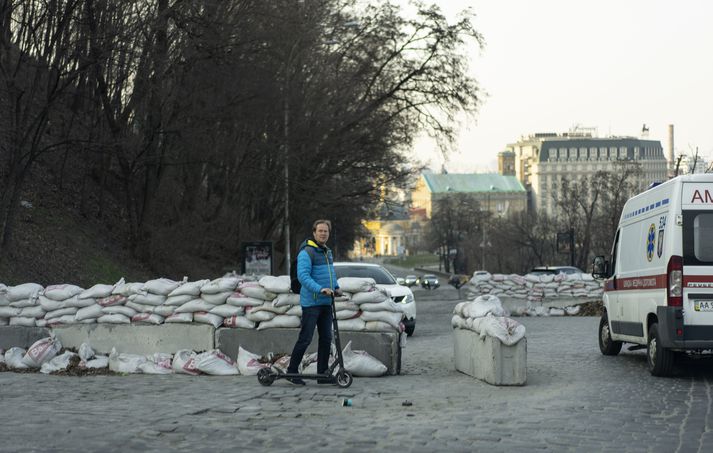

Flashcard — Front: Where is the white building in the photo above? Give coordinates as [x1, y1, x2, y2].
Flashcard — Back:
[507, 132, 669, 215]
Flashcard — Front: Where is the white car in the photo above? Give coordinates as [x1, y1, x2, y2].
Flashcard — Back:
[333, 262, 417, 336]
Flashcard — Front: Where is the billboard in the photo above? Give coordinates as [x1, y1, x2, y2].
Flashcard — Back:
[242, 241, 273, 275]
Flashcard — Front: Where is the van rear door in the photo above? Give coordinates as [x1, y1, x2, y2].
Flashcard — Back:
[681, 183, 713, 335]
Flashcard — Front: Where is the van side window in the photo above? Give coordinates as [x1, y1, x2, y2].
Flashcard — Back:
[683, 212, 713, 265]
[610, 230, 620, 276]
[694, 214, 713, 261]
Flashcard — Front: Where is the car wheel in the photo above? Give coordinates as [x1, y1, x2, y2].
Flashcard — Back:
[598, 312, 622, 356]
[405, 323, 415, 336]
[647, 323, 675, 376]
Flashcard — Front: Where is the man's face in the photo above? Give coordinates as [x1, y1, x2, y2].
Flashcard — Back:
[313, 223, 330, 245]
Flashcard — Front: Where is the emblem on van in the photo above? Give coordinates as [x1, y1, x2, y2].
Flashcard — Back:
[646, 223, 656, 262]
[657, 216, 666, 258]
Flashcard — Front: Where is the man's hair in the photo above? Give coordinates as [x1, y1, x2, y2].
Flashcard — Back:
[312, 219, 332, 232]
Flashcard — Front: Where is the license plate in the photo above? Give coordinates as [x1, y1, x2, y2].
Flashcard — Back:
[694, 300, 713, 311]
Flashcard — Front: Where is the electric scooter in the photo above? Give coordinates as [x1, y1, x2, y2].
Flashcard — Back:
[257, 294, 353, 388]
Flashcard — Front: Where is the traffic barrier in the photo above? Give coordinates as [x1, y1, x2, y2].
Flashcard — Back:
[453, 328, 526, 385]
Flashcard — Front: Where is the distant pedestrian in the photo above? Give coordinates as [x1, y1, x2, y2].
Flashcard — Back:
[286, 219, 341, 384]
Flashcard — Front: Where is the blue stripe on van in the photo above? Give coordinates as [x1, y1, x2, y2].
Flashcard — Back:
[625, 198, 670, 220]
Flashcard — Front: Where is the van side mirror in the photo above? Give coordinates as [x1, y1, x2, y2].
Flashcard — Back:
[592, 256, 610, 279]
[396, 277, 405, 285]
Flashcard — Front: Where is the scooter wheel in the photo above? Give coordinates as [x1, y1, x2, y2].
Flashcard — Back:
[257, 367, 275, 386]
[336, 370, 353, 388]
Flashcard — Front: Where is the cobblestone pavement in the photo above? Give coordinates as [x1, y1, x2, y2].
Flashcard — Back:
[2, 289, 713, 452]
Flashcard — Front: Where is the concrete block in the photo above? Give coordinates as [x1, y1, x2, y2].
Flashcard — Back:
[215, 328, 402, 375]
[51, 324, 215, 355]
[453, 328, 526, 385]
[0, 326, 51, 349]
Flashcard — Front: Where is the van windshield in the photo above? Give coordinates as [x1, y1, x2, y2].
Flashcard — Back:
[684, 212, 713, 265]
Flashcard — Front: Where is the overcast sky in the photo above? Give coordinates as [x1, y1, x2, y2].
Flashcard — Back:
[408, 0, 713, 173]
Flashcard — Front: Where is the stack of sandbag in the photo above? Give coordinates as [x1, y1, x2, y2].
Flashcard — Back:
[2, 283, 44, 327]
[451, 295, 526, 346]
[253, 276, 301, 330]
[160, 279, 208, 323]
[464, 271, 603, 303]
[108, 347, 239, 375]
[93, 280, 145, 325]
[39, 284, 92, 327]
[337, 277, 405, 333]
[169, 275, 241, 327]
[71, 279, 123, 325]
[126, 277, 183, 325]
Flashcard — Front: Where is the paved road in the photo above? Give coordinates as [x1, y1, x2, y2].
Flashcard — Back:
[2, 290, 713, 452]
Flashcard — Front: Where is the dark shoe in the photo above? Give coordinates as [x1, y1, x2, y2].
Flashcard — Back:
[286, 377, 306, 385]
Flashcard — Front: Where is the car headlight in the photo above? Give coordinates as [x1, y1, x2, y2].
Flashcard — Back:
[434, 280, 439, 285]
[402, 293, 414, 304]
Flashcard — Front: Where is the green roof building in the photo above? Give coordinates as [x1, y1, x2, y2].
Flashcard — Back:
[412, 172, 528, 218]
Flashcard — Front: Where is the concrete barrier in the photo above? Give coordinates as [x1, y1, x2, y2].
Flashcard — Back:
[0, 326, 51, 349]
[216, 328, 402, 375]
[453, 328, 526, 385]
[51, 324, 215, 355]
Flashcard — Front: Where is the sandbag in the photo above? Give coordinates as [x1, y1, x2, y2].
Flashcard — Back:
[152, 305, 176, 317]
[83, 356, 109, 369]
[336, 309, 359, 320]
[9, 316, 36, 327]
[131, 313, 165, 325]
[193, 311, 224, 328]
[0, 306, 21, 317]
[195, 350, 239, 375]
[75, 304, 103, 321]
[360, 311, 403, 329]
[237, 282, 277, 301]
[165, 312, 193, 323]
[43, 284, 83, 301]
[223, 315, 256, 329]
[364, 320, 399, 332]
[128, 293, 167, 306]
[46, 314, 77, 325]
[337, 318, 366, 331]
[471, 316, 526, 346]
[5, 347, 29, 369]
[226, 294, 264, 307]
[109, 348, 147, 373]
[138, 352, 174, 374]
[175, 299, 215, 313]
[97, 295, 127, 307]
[97, 313, 131, 324]
[286, 305, 302, 317]
[142, 278, 183, 296]
[9, 298, 38, 308]
[256, 315, 301, 330]
[350, 289, 389, 305]
[273, 292, 301, 307]
[125, 301, 155, 314]
[249, 302, 289, 315]
[40, 351, 78, 374]
[167, 279, 209, 297]
[101, 305, 137, 318]
[38, 296, 65, 312]
[342, 341, 387, 377]
[18, 305, 45, 319]
[64, 296, 96, 308]
[164, 294, 194, 306]
[209, 304, 244, 317]
[22, 335, 62, 368]
[200, 291, 233, 305]
[112, 282, 146, 297]
[245, 310, 276, 323]
[7, 283, 43, 302]
[201, 276, 241, 295]
[237, 346, 268, 376]
[79, 280, 121, 300]
[45, 307, 78, 320]
[172, 349, 200, 375]
[337, 277, 375, 293]
[359, 298, 404, 313]
[79, 343, 95, 361]
[258, 275, 291, 294]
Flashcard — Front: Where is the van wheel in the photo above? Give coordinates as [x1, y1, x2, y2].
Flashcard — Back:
[647, 323, 675, 376]
[599, 313, 622, 356]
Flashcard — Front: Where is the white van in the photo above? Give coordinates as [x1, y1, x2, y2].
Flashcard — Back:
[593, 174, 713, 376]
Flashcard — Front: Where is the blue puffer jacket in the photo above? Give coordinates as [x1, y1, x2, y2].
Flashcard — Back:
[297, 239, 339, 307]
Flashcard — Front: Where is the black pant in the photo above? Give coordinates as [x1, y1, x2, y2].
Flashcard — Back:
[288, 305, 333, 374]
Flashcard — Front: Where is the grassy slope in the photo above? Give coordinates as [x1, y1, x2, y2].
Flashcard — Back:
[0, 165, 153, 287]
